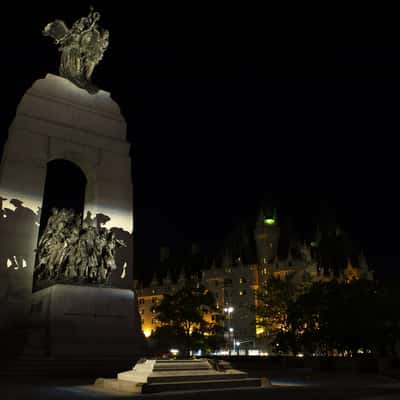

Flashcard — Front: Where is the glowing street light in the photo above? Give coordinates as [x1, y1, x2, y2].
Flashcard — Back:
[224, 306, 234, 356]
[170, 349, 179, 357]
[235, 339, 254, 355]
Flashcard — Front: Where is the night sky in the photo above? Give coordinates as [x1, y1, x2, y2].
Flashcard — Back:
[1, 4, 399, 280]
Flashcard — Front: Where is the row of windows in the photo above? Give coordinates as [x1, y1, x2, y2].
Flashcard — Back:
[139, 288, 255, 308]
[138, 297, 161, 305]
[140, 308, 157, 314]
[223, 277, 248, 285]
[139, 283, 259, 308]
[141, 318, 159, 325]
[222, 289, 248, 297]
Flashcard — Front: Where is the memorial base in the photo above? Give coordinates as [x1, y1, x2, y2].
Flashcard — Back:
[25, 284, 146, 358]
[95, 359, 269, 394]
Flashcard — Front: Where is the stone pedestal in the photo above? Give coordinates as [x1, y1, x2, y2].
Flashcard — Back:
[27, 284, 145, 357]
[96, 359, 269, 394]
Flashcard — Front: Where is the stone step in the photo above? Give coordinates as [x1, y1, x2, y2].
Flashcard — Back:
[153, 361, 212, 370]
[156, 359, 209, 363]
[154, 360, 210, 365]
[147, 371, 248, 384]
[142, 378, 263, 393]
[153, 365, 212, 371]
[98, 358, 270, 394]
[153, 368, 212, 372]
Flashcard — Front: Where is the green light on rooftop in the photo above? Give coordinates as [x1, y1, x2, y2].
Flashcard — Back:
[264, 218, 275, 225]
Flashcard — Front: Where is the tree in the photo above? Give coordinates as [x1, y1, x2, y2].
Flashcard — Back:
[154, 281, 219, 357]
[256, 272, 311, 355]
[290, 278, 400, 356]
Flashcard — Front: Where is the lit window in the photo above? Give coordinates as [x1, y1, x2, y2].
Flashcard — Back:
[151, 289, 156, 294]
[239, 290, 247, 296]
[239, 277, 247, 284]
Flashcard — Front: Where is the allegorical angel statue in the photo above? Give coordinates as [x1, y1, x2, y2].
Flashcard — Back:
[42, 6, 109, 94]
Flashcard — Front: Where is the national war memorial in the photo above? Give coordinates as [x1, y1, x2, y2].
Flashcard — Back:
[0, 7, 267, 392]
[0, 6, 145, 359]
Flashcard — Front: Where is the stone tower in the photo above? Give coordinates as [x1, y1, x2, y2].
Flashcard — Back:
[254, 208, 280, 264]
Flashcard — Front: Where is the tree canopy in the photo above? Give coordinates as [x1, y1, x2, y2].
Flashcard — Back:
[257, 275, 400, 356]
[152, 282, 222, 356]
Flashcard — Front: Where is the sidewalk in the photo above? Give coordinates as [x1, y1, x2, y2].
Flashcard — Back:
[1, 371, 400, 400]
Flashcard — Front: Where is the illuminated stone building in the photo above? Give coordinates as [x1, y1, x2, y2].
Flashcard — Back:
[135, 269, 192, 338]
[135, 208, 372, 352]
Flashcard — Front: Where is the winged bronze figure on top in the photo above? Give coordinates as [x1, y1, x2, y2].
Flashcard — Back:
[43, 6, 109, 94]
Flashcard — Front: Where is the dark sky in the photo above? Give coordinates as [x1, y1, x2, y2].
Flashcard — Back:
[1, 3, 399, 279]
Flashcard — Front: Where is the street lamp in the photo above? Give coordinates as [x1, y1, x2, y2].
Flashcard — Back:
[236, 340, 254, 356]
[224, 307, 234, 355]
[229, 328, 234, 356]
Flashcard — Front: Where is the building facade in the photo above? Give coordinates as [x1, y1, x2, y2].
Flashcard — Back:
[135, 208, 372, 353]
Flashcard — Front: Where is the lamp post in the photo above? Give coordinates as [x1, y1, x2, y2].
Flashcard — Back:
[224, 306, 234, 356]
[236, 340, 254, 356]
[229, 327, 234, 356]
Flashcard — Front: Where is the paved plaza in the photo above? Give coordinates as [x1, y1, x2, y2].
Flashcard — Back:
[1, 370, 400, 400]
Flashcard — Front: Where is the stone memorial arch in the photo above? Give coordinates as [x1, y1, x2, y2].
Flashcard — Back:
[0, 8, 144, 357]
[38, 159, 87, 237]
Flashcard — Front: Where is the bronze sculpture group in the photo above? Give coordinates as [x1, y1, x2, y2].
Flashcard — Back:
[42, 6, 109, 94]
[34, 209, 125, 284]
[36, 8, 125, 284]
